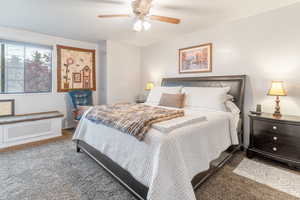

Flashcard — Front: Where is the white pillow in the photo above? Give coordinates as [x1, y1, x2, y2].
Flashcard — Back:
[181, 87, 230, 111]
[225, 100, 240, 114]
[146, 86, 181, 105]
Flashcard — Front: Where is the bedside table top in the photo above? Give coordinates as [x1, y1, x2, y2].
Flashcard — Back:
[249, 112, 300, 123]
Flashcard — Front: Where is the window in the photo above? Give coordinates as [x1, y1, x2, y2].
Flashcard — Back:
[0, 40, 52, 93]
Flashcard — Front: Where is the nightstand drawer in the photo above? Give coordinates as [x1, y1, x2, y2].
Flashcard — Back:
[257, 142, 300, 161]
[253, 132, 300, 150]
[253, 119, 300, 138]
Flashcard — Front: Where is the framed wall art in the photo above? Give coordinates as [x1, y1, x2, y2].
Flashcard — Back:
[57, 45, 96, 92]
[179, 43, 212, 74]
[0, 99, 15, 117]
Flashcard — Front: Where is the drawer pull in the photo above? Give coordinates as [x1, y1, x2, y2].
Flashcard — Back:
[272, 147, 277, 152]
[272, 126, 278, 130]
[273, 136, 278, 141]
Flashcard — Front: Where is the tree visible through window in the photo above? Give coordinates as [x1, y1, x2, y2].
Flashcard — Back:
[0, 40, 52, 93]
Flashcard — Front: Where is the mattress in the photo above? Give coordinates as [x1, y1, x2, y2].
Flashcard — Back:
[73, 106, 239, 200]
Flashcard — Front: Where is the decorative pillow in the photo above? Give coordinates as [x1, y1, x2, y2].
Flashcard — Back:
[146, 86, 182, 106]
[159, 93, 185, 108]
[181, 87, 230, 111]
[225, 101, 240, 114]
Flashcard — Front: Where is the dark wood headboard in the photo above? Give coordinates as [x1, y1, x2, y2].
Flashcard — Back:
[161, 75, 246, 145]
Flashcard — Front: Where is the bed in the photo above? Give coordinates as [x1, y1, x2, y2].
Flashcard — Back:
[73, 75, 246, 200]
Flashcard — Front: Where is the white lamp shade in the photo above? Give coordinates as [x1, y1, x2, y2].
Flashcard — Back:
[133, 20, 143, 32]
[133, 20, 151, 32]
[143, 21, 151, 31]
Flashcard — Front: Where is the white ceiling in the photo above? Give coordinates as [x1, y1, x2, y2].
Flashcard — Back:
[1, 0, 299, 46]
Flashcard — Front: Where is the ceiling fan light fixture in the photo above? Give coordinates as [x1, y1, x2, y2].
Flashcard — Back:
[133, 19, 143, 32]
[143, 21, 151, 31]
[133, 19, 151, 32]
[98, 0, 181, 32]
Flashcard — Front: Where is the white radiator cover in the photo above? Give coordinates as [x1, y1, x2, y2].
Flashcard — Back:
[0, 118, 62, 149]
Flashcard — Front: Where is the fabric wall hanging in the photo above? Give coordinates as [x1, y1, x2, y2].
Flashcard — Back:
[57, 45, 96, 92]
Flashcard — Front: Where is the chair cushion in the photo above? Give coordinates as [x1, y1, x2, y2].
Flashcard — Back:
[69, 90, 93, 109]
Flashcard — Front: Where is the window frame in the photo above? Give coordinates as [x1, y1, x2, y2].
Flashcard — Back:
[0, 39, 53, 94]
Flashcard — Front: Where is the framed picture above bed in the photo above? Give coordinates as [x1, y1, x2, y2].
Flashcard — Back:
[179, 43, 212, 74]
[57, 45, 96, 92]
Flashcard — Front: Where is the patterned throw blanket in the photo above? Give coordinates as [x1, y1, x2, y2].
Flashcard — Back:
[86, 103, 184, 141]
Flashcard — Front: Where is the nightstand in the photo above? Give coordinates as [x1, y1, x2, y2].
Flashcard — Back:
[247, 113, 300, 169]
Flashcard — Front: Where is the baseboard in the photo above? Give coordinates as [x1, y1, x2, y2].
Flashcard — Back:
[0, 133, 62, 149]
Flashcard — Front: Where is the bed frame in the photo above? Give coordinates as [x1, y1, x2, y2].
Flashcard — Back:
[75, 75, 246, 200]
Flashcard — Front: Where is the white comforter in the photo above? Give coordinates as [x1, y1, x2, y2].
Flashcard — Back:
[73, 106, 239, 200]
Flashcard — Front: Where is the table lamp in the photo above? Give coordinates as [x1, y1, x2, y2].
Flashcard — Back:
[267, 81, 287, 118]
[145, 82, 154, 91]
[136, 82, 154, 103]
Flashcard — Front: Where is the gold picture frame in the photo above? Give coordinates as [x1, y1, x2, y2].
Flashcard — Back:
[179, 43, 212, 74]
[0, 99, 15, 117]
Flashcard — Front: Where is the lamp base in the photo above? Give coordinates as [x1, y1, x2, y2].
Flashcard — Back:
[273, 96, 282, 118]
[273, 112, 282, 118]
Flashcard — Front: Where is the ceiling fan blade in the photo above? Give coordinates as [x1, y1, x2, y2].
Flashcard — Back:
[98, 14, 130, 18]
[89, 0, 125, 5]
[150, 15, 181, 24]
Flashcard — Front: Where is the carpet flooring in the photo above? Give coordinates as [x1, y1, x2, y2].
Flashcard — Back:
[0, 135, 299, 200]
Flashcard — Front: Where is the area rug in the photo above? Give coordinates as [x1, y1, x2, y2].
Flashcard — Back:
[0, 139, 135, 200]
[234, 158, 300, 198]
[1, 138, 299, 200]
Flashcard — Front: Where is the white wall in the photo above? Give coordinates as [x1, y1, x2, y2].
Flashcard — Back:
[141, 3, 300, 145]
[98, 40, 107, 104]
[104, 40, 141, 104]
[0, 26, 99, 128]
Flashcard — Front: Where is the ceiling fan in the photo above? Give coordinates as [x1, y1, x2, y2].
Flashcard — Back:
[98, 0, 181, 32]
